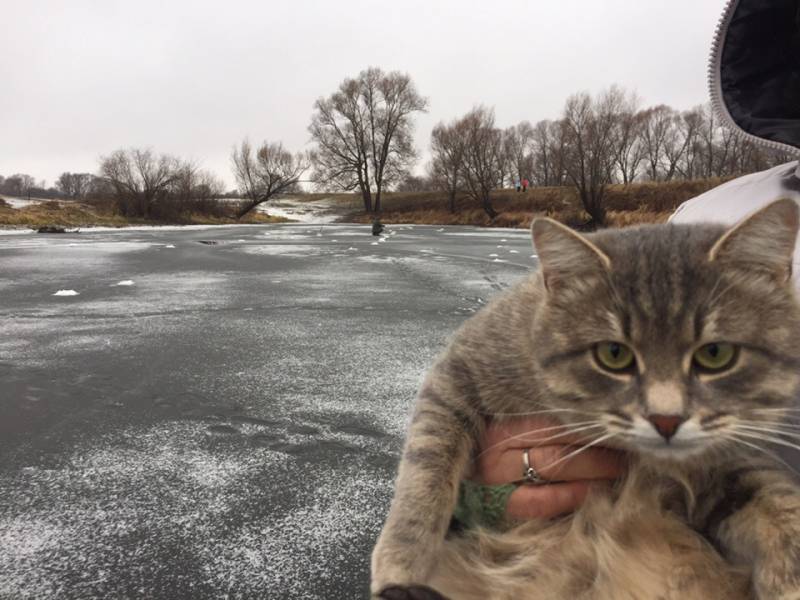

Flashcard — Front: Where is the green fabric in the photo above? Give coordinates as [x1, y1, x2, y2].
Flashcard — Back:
[452, 480, 516, 530]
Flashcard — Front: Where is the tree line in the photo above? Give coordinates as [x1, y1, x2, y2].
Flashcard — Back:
[423, 87, 794, 225]
[2, 71, 793, 225]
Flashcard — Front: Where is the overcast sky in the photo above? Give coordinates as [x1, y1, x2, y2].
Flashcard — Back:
[2, 0, 726, 190]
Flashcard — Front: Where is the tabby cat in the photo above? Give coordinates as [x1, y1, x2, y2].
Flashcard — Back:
[372, 199, 800, 599]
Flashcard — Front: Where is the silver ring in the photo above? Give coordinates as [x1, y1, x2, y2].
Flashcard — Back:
[522, 448, 544, 484]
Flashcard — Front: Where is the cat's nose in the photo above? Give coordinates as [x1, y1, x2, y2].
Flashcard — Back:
[647, 414, 685, 441]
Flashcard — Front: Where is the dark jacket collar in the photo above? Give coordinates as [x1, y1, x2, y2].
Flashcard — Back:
[711, 0, 800, 153]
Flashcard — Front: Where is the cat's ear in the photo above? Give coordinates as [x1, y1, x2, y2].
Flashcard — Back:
[531, 217, 611, 292]
[708, 198, 799, 282]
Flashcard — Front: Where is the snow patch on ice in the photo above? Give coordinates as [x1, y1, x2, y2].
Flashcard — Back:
[0, 419, 395, 598]
[239, 244, 324, 257]
[0, 228, 34, 236]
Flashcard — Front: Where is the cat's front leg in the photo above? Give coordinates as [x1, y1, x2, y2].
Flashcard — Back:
[711, 467, 800, 600]
[371, 376, 480, 597]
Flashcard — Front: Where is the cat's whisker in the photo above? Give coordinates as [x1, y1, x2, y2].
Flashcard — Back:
[734, 424, 800, 439]
[536, 432, 617, 475]
[509, 423, 608, 446]
[744, 416, 800, 426]
[730, 429, 800, 455]
[472, 422, 606, 461]
[480, 407, 596, 418]
[742, 420, 800, 433]
[472, 423, 607, 462]
[543, 431, 617, 481]
[718, 434, 800, 478]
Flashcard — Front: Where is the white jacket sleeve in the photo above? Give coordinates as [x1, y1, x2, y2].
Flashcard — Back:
[670, 161, 800, 284]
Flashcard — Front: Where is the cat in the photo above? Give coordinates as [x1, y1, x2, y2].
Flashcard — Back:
[371, 198, 800, 600]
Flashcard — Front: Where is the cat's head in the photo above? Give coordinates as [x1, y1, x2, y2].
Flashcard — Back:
[531, 198, 800, 464]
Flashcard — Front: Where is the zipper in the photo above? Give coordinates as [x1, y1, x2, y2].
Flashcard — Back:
[708, 0, 800, 158]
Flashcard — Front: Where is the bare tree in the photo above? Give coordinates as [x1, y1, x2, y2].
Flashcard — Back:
[2, 173, 36, 198]
[99, 148, 182, 217]
[503, 121, 535, 186]
[231, 139, 308, 218]
[429, 118, 466, 212]
[309, 67, 427, 213]
[56, 172, 95, 199]
[675, 107, 703, 179]
[530, 120, 568, 187]
[309, 78, 371, 209]
[607, 88, 644, 184]
[639, 105, 676, 181]
[561, 91, 619, 226]
[661, 116, 693, 181]
[395, 174, 430, 192]
[459, 106, 504, 219]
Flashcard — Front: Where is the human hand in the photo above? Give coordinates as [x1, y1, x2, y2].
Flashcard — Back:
[471, 417, 627, 521]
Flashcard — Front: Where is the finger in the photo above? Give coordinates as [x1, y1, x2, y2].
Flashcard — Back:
[477, 445, 626, 485]
[506, 481, 593, 520]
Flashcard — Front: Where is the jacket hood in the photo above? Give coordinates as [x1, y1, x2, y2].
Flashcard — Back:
[711, 0, 800, 153]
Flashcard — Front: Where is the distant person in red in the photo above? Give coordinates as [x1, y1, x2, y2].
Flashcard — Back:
[522, 178, 529, 192]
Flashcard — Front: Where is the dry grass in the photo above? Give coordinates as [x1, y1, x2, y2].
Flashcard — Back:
[1, 178, 726, 231]
[327, 178, 727, 229]
[0, 199, 288, 230]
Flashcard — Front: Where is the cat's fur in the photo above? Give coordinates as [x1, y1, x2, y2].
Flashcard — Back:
[372, 199, 800, 599]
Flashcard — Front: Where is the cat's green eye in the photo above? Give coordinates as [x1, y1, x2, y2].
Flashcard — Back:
[693, 342, 736, 372]
[595, 342, 635, 371]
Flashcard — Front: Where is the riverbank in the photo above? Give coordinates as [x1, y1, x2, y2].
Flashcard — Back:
[337, 178, 729, 228]
[0, 198, 289, 230]
[1, 178, 727, 230]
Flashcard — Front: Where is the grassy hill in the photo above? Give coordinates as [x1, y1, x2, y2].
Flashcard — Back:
[316, 178, 729, 229]
[0, 198, 288, 229]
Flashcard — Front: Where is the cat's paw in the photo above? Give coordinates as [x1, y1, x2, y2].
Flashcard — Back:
[378, 585, 449, 600]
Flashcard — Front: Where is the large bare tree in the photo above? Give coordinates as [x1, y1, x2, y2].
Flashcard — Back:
[309, 67, 427, 213]
[561, 90, 621, 226]
[459, 106, 504, 219]
[231, 139, 308, 218]
[99, 149, 182, 217]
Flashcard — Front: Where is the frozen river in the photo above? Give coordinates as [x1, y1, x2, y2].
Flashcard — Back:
[0, 223, 536, 599]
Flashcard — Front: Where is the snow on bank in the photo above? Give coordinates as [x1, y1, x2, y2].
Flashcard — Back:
[257, 197, 342, 224]
[2, 197, 45, 209]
